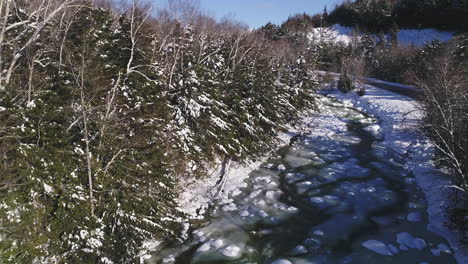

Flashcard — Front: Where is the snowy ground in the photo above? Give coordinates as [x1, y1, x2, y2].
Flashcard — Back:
[308, 24, 454, 47]
[325, 84, 468, 263]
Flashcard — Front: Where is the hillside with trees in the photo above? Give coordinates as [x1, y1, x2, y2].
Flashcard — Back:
[328, 0, 468, 32]
[0, 0, 319, 262]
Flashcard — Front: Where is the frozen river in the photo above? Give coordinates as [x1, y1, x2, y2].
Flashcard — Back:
[150, 96, 455, 264]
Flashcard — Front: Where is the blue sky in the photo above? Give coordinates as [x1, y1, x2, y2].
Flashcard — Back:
[155, 0, 344, 29]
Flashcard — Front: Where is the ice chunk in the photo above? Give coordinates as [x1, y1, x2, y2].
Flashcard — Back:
[407, 212, 422, 222]
[310, 197, 325, 203]
[221, 245, 241, 258]
[303, 237, 321, 249]
[400, 245, 409, 251]
[437, 243, 452, 254]
[248, 190, 262, 199]
[362, 240, 394, 256]
[265, 191, 276, 199]
[211, 239, 224, 249]
[271, 259, 292, 264]
[162, 255, 175, 263]
[432, 243, 452, 256]
[239, 210, 250, 217]
[221, 203, 237, 211]
[405, 177, 415, 184]
[230, 189, 242, 197]
[431, 248, 441, 256]
[277, 164, 286, 171]
[258, 210, 268, 218]
[258, 229, 273, 235]
[364, 124, 383, 140]
[313, 230, 324, 236]
[193, 230, 204, 237]
[197, 242, 211, 252]
[291, 245, 307, 255]
[396, 232, 427, 250]
[388, 244, 399, 254]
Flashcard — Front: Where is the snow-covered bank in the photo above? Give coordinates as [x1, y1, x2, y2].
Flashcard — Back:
[365, 77, 418, 91]
[176, 109, 317, 219]
[139, 109, 317, 263]
[316, 70, 418, 92]
[325, 84, 468, 263]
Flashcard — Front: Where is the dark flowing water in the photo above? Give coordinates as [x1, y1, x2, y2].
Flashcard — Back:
[150, 97, 456, 264]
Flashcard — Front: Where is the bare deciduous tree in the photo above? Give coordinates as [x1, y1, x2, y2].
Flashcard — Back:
[0, 0, 78, 85]
[410, 57, 468, 192]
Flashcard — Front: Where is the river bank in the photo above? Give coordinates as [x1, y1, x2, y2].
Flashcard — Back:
[146, 83, 462, 263]
[326, 84, 468, 263]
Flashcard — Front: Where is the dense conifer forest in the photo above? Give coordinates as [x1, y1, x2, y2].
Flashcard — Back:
[0, 0, 321, 262]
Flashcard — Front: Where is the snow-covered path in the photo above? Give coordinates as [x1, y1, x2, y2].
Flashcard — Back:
[147, 84, 464, 263]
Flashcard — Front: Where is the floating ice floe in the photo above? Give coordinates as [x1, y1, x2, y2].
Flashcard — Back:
[230, 189, 242, 197]
[431, 243, 452, 256]
[313, 230, 324, 236]
[405, 177, 416, 184]
[388, 244, 399, 254]
[396, 232, 427, 250]
[291, 245, 307, 255]
[197, 242, 211, 252]
[271, 259, 293, 264]
[364, 124, 383, 140]
[362, 240, 394, 256]
[192, 230, 204, 237]
[221, 245, 242, 258]
[210, 239, 224, 249]
[407, 212, 422, 222]
[221, 203, 237, 212]
[258, 210, 269, 218]
[162, 255, 175, 263]
[239, 210, 250, 217]
[265, 190, 277, 199]
[248, 190, 262, 199]
[310, 197, 325, 203]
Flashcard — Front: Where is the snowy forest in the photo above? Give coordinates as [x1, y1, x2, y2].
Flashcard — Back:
[0, 0, 468, 263]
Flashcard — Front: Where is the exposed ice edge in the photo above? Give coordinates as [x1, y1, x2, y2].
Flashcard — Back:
[328, 84, 468, 264]
[176, 108, 317, 220]
[136, 109, 316, 263]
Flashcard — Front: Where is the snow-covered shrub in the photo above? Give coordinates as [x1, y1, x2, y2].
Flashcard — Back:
[337, 73, 354, 93]
[410, 58, 468, 193]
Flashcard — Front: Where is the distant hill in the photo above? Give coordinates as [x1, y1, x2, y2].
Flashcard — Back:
[307, 24, 454, 47]
[327, 0, 468, 32]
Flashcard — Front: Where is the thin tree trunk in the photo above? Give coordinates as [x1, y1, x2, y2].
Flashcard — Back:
[0, 0, 11, 83]
[27, 56, 35, 102]
[80, 48, 94, 216]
